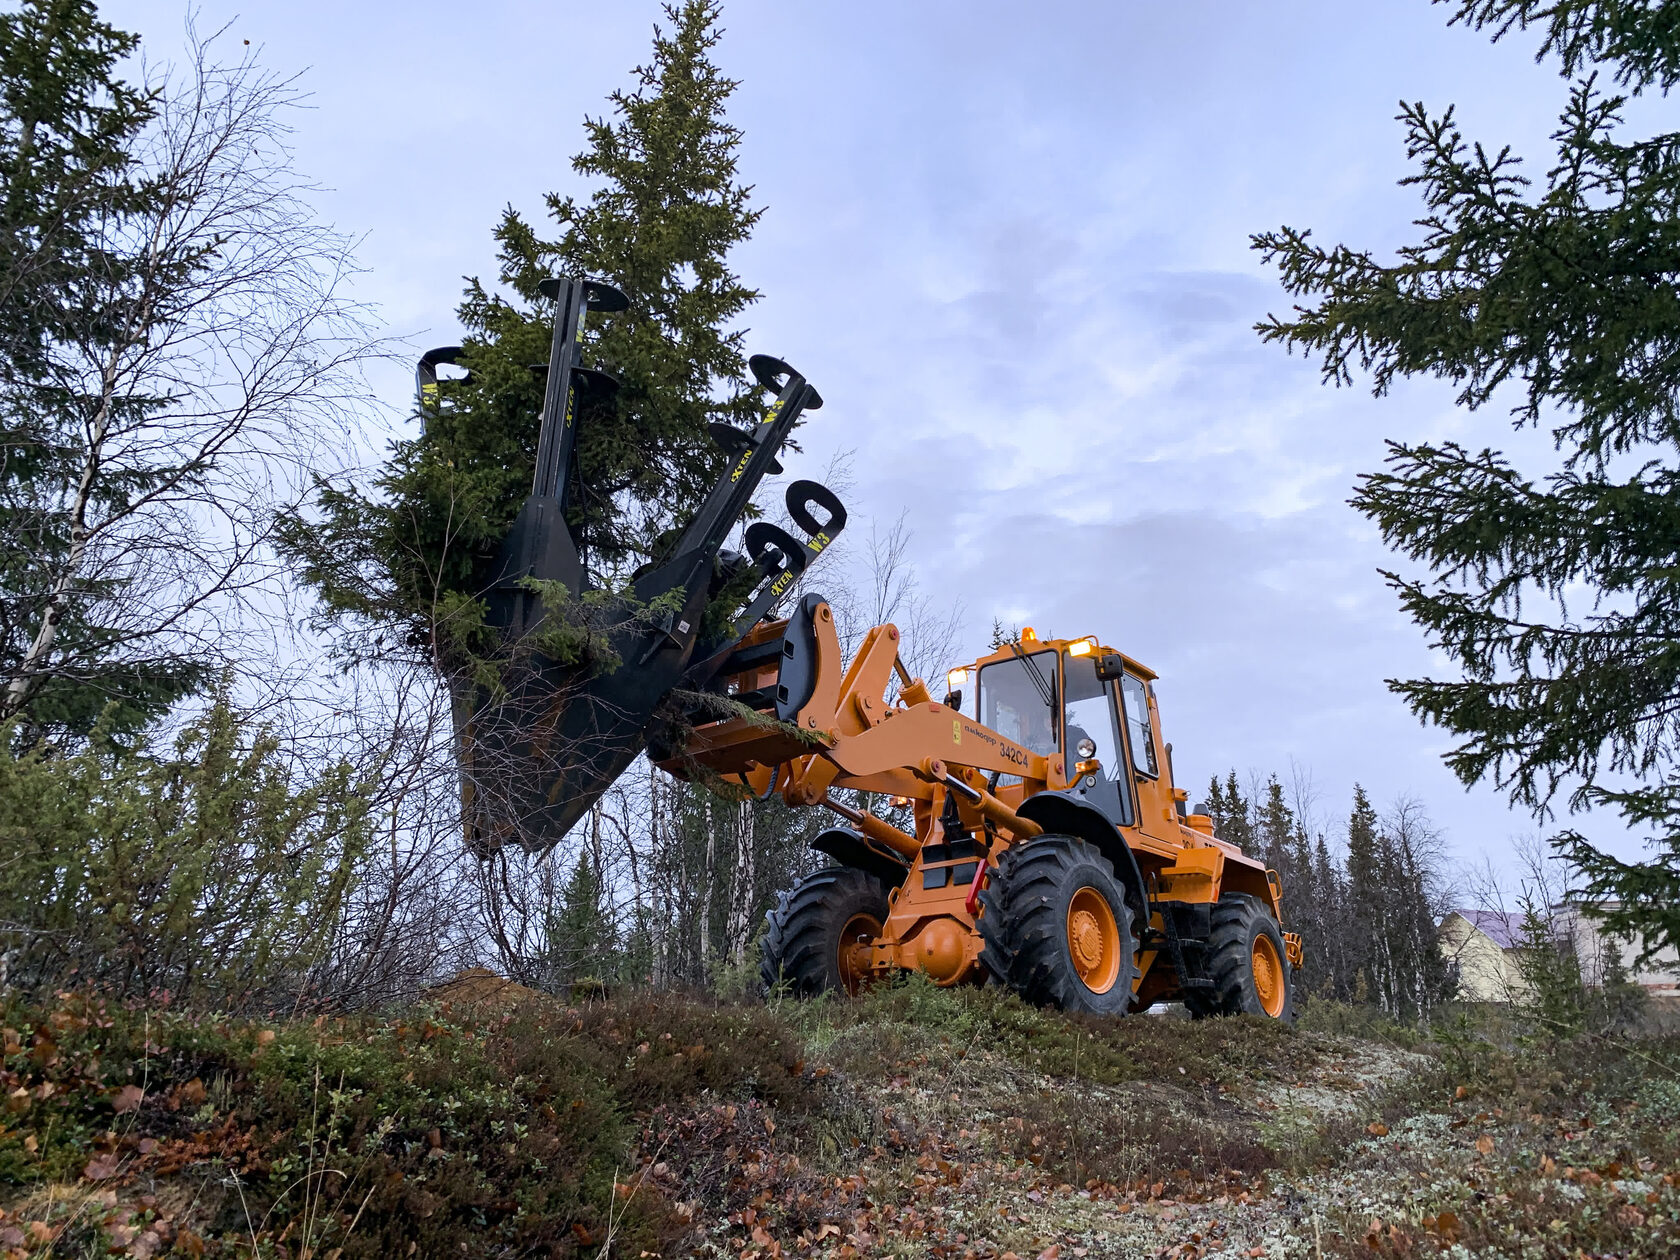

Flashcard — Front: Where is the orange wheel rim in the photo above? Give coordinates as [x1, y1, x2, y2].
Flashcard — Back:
[837, 912, 882, 995]
[1252, 932, 1285, 1017]
[1065, 887, 1122, 994]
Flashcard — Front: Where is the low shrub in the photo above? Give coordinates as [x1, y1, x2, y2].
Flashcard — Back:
[0, 988, 816, 1256]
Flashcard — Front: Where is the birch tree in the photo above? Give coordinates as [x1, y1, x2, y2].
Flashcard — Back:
[0, 16, 371, 739]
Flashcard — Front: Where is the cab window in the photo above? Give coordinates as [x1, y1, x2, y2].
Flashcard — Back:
[1061, 655, 1123, 782]
[976, 651, 1058, 759]
[1120, 675, 1158, 777]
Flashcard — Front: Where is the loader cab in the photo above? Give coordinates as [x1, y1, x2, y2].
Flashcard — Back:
[972, 633, 1144, 829]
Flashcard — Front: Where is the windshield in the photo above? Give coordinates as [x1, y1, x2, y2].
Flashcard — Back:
[977, 651, 1058, 758]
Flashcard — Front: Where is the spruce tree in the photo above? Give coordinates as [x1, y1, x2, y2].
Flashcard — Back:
[285, 0, 761, 657]
[1254, 0, 1680, 962]
[546, 851, 615, 987]
[1311, 832, 1350, 999]
[1344, 785, 1384, 1005]
[463, 0, 761, 577]
[0, 1, 154, 375]
[1513, 898, 1586, 1033]
[1215, 771, 1256, 852]
[0, 1, 190, 737]
[1257, 776, 1296, 875]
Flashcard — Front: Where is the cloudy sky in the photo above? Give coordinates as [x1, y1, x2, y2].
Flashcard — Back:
[104, 0, 1643, 877]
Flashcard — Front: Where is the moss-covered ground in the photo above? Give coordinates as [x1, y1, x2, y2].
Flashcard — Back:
[0, 982, 1673, 1258]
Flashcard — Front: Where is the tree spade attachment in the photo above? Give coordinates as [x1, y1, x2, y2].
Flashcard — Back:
[416, 275, 848, 855]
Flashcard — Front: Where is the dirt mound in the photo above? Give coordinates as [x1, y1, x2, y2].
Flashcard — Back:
[423, 966, 551, 1013]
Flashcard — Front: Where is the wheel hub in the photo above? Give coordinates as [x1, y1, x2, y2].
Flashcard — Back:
[1251, 933, 1285, 1017]
[1065, 886, 1122, 994]
[837, 912, 883, 995]
[1070, 910, 1105, 969]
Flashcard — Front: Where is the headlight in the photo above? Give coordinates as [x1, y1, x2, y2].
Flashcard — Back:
[1076, 737, 1096, 759]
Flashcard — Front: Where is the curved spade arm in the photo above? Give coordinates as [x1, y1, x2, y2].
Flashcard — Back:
[531, 276, 629, 505]
[727, 480, 849, 635]
[665, 355, 819, 572]
[415, 346, 466, 416]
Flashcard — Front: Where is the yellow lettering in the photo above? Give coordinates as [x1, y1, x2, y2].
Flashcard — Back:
[729, 450, 752, 482]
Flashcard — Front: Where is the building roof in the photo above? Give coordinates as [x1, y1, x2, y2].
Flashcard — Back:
[1448, 909, 1528, 950]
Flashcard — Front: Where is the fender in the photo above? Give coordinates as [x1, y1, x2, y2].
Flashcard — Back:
[811, 825, 910, 889]
[1016, 791, 1148, 922]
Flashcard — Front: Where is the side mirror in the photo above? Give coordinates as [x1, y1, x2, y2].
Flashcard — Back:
[1095, 653, 1125, 682]
[942, 688, 963, 711]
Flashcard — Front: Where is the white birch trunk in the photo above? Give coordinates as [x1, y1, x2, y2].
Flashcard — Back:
[725, 799, 756, 964]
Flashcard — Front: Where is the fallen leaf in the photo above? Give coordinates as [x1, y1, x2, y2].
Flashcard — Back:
[83, 1152, 121, 1181]
[112, 1084, 144, 1114]
[1367, 1122, 1389, 1137]
[1475, 1135, 1494, 1156]
[1037, 1246, 1061, 1260]
[1454, 1085, 1468, 1100]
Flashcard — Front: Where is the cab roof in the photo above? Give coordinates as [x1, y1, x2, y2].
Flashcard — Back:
[969, 632, 1158, 682]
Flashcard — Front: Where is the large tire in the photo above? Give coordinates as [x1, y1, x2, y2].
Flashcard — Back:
[760, 866, 888, 997]
[1183, 893, 1296, 1023]
[977, 834, 1138, 1015]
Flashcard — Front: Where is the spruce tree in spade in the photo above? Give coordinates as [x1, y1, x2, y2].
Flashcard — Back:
[285, 1, 762, 666]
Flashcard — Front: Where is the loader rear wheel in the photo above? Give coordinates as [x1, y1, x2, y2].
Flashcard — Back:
[760, 866, 888, 998]
[977, 835, 1138, 1015]
[1183, 893, 1296, 1023]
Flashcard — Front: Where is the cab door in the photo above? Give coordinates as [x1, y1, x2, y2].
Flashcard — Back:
[1118, 673, 1178, 845]
[1059, 653, 1132, 827]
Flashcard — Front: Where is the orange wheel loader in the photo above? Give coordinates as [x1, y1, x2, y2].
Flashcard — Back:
[418, 276, 1302, 1019]
[654, 607, 1302, 1020]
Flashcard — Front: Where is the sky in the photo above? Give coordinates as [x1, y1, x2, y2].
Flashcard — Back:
[101, 0, 1653, 881]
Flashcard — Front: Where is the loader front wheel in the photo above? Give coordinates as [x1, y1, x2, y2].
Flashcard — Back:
[977, 835, 1138, 1015]
[1183, 893, 1296, 1023]
[760, 866, 888, 998]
